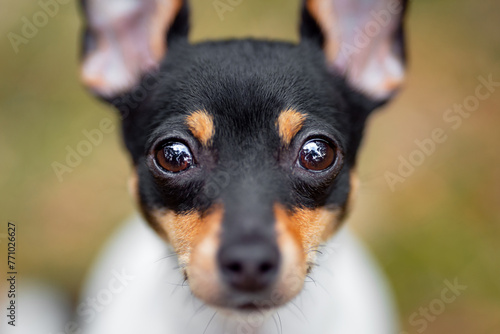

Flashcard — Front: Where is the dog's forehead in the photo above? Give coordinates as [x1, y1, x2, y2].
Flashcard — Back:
[148, 40, 348, 146]
[154, 40, 340, 112]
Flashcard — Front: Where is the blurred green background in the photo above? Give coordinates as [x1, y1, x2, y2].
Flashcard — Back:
[0, 0, 499, 333]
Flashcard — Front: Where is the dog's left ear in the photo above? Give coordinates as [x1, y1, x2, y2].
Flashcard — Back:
[301, 0, 409, 103]
[80, 0, 188, 99]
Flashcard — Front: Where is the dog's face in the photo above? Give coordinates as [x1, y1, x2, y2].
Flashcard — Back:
[81, 0, 407, 311]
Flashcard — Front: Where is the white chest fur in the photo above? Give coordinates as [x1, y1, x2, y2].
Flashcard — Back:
[78, 215, 398, 334]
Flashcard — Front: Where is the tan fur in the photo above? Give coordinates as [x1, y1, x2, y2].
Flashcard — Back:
[152, 205, 224, 304]
[276, 109, 307, 146]
[185, 110, 215, 146]
[306, 0, 339, 63]
[272, 204, 340, 303]
[151, 0, 183, 61]
[128, 169, 139, 203]
[187, 207, 224, 304]
[274, 204, 340, 261]
[152, 205, 223, 266]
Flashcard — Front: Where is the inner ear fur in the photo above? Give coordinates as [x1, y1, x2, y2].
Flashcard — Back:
[301, 0, 409, 102]
[80, 0, 188, 99]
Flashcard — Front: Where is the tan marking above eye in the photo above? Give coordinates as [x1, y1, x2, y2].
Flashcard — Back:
[276, 109, 307, 146]
[185, 110, 215, 146]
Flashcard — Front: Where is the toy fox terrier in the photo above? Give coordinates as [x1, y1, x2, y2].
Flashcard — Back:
[77, 0, 409, 333]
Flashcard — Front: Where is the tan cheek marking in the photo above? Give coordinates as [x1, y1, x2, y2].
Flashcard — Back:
[274, 204, 341, 264]
[276, 109, 307, 146]
[187, 207, 224, 303]
[152, 210, 199, 265]
[274, 206, 306, 303]
[152, 206, 223, 266]
[185, 110, 215, 146]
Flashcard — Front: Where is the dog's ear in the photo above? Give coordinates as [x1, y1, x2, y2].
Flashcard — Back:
[80, 0, 188, 99]
[301, 0, 408, 103]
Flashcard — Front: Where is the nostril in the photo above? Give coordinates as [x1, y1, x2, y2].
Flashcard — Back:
[259, 261, 274, 274]
[218, 243, 280, 292]
[227, 261, 243, 274]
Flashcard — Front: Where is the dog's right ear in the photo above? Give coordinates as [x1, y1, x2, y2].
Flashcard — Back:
[80, 0, 188, 100]
[300, 0, 408, 104]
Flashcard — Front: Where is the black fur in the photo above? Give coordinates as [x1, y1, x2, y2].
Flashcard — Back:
[92, 1, 403, 260]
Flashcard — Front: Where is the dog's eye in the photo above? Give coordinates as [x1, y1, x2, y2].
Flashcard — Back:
[298, 139, 335, 171]
[155, 142, 193, 173]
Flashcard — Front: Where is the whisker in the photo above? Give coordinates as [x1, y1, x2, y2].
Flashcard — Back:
[315, 279, 335, 301]
[154, 253, 178, 263]
[289, 300, 308, 322]
[282, 303, 303, 324]
[276, 311, 283, 334]
[168, 276, 188, 296]
[165, 281, 187, 287]
[203, 311, 218, 334]
[172, 264, 187, 270]
[306, 275, 317, 287]
[306, 260, 319, 270]
[187, 303, 207, 325]
[271, 314, 280, 334]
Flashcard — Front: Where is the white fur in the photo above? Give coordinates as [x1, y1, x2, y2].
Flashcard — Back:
[77, 214, 399, 334]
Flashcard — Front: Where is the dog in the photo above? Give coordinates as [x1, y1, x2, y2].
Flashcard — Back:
[77, 0, 409, 333]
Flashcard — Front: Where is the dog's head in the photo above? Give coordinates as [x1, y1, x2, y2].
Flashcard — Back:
[80, 0, 408, 311]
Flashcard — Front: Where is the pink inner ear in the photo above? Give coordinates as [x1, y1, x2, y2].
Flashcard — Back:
[309, 0, 406, 100]
[81, 0, 181, 98]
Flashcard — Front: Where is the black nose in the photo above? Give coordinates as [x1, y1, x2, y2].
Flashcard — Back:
[218, 242, 280, 292]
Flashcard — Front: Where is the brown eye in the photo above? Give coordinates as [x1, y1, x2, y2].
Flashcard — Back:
[155, 142, 193, 173]
[298, 139, 335, 171]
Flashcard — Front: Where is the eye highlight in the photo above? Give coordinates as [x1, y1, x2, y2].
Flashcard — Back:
[155, 142, 193, 173]
[298, 139, 335, 171]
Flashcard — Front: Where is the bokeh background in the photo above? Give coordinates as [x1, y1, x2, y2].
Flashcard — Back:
[1, 0, 499, 333]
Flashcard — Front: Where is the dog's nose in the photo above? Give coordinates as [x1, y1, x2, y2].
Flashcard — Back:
[218, 242, 280, 292]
